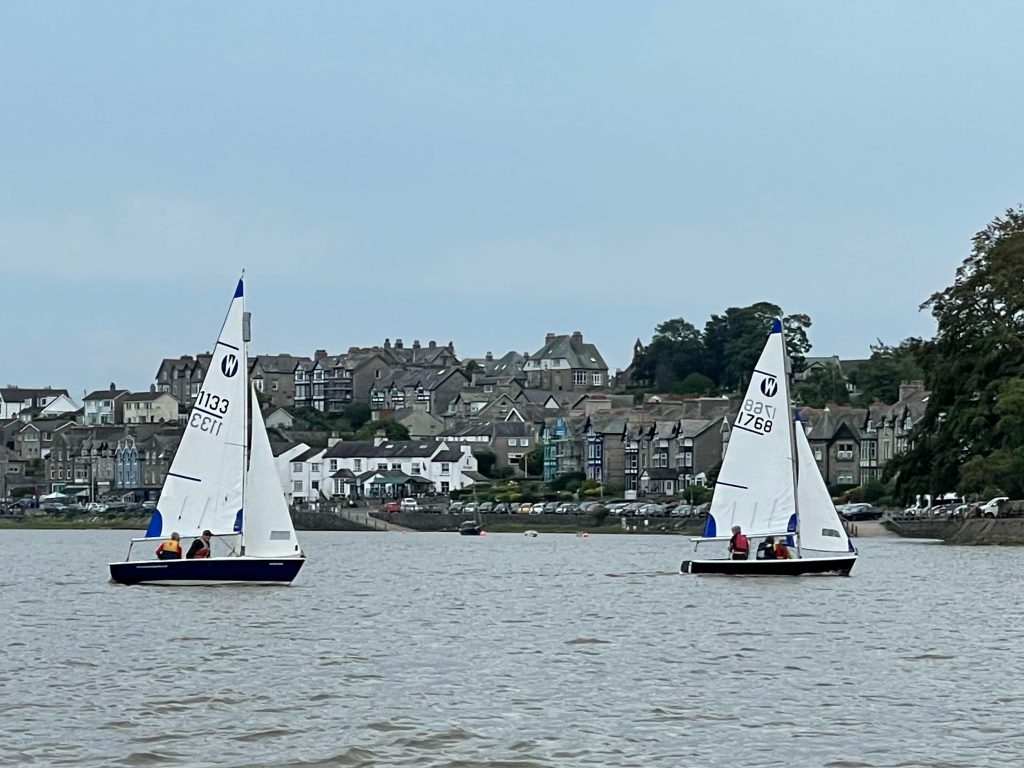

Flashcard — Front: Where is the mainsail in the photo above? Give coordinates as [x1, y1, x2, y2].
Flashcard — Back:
[146, 279, 248, 538]
[703, 318, 796, 538]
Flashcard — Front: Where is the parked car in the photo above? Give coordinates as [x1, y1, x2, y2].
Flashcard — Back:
[492, 502, 510, 514]
[981, 496, 1009, 517]
[380, 501, 401, 513]
[400, 497, 419, 512]
[516, 503, 533, 514]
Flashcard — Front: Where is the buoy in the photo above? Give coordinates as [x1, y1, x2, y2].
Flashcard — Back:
[582, 532, 589, 538]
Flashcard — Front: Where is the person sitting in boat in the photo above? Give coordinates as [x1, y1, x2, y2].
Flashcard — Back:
[756, 536, 777, 560]
[186, 530, 213, 559]
[727, 526, 749, 560]
[774, 539, 793, 559]
[155, 532, 182, 560]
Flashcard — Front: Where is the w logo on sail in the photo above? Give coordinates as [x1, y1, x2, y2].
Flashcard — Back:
[221, 354, 239, 378]
[760, 376, 778, 397]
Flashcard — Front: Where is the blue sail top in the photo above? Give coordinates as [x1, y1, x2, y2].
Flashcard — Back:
[769, 317, 782, 334]
[234, 278, 244, 298]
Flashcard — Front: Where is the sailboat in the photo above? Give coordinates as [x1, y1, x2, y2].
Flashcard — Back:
[680, 318, 858, 576]
[109, 277, 305, 586]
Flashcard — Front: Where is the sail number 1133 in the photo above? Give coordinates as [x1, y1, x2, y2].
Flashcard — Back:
[740, 398, 775, 434]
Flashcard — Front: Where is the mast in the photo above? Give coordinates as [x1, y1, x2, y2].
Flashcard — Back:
[779, 318, 801, 558]
[240, 273, 251, 553]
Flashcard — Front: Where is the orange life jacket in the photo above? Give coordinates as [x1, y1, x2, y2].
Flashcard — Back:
[156, 539, 181, 555]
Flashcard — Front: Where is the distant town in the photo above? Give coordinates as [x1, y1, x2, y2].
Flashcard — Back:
[0, 330, 924, 510]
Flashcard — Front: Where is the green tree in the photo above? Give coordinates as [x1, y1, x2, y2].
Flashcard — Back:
[795, 361, 850, 407]
[888, 207, 1024, 497]
[344, 403, 372, 431]
[632, 317, 705, 392]
[354, 419, 410, 441]
[679, 372, 714, 395]
[519, 447, 543, 476]
[850, 340, 924, 405]
[704, 304, 811, 392]
[475, 450, 498, 478]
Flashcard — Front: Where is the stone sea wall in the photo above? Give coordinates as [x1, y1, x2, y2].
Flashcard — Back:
[886, 517, 1024, 545]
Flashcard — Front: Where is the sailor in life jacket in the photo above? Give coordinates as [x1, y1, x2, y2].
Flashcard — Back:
[728, 525, 749, 560]
[186, 530, 213, 559]
[155, 532, 182, 560]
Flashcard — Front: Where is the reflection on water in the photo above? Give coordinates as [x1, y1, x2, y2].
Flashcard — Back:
[0, 530, 1022, 767]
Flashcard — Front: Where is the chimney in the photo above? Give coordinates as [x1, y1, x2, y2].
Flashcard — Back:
[485, 351, 493, 362]
[348, 346, 359, 354]
[571, 331, 583, 343]
[314, 349, 328, 361]
[447, 341, 454, 351]
[545, 332, 556, 342]
[899, 380, 925, 402]
[429, 340, 437, 349]
[384, 338, 391, 349]
[373, 430, 387, 447]
[150, 384, 156, 393]
[413, 340, 421, 350]
[327, 437, 341, 447]
[395, 339, 403, 349]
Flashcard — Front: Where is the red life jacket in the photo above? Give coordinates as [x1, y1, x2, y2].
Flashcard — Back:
[732, 533, 749, 553]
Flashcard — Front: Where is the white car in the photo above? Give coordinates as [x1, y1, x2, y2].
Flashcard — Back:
[981, 496, 1008, 517]
[400, 497, 419, 512]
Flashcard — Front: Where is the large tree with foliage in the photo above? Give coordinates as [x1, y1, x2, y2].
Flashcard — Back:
[795, 361, 850, 407]
[849, 339, 924, 405]
[631, 317, 705, 393]
[888, 207, 1024, 498]
[354, 419, 410, 441]
[632, 303, 811, 394]
[703, 303, 811, 392]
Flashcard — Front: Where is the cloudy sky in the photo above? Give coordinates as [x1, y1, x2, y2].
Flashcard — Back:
[2, 2, 1020, 402]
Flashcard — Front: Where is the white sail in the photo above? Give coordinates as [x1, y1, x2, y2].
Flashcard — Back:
[149, 279, 247, 538]
[794, 420, 853, 555]
[241, 388, 301, 558]
[704, 318, 796, 538]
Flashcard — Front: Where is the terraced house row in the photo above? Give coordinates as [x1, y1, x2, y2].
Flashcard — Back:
[1, 331, 926, 502]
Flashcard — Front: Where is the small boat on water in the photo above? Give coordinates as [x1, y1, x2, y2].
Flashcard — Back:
[680, 318, 857, 577]
[524, 529, 538, 538]
[109, 277, 305, 586]
[458, 520, 483, 536]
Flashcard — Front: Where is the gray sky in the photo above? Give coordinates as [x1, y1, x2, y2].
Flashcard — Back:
[2, 2, 1020, 402]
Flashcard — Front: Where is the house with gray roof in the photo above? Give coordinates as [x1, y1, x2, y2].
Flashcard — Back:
[523, 331, 609, 392]
[370, 367, 469, 421]
[0, 387, 77, 420]
[155, 354, 212, 406]
[251, 354, 309, 408]
[122, 390, 180, 425]
[83, 384, 129, 425]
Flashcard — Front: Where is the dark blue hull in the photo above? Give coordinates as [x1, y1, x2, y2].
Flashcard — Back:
[109, 556, 305, 586]
[680, 555, 856, 576]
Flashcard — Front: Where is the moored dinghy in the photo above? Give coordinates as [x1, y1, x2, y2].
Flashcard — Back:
[109, 277, 305, 586]
[680, 318, 857, 576]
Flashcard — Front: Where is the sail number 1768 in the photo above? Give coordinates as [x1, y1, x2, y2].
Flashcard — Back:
[740, 399, 776, 434]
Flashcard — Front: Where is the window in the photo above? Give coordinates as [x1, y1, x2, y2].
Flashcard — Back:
[354, 459, 362, 471]
[508, 438, 517, 446]
[592, 373, 602, 386]
[329, 459, 338, 471]
[293, 480, 303, 492]
[391, 463, 401, 470]
[441, 462, 450, 475]
[311, 463, 321, 474]
[441, 482, 450, 494]
[520, 438, 528, 446]
[813, 448, 822, 461]
[311, 480, 319, 491]
[573, 370, 587, 385]
[292, 463, 302, 473]
[484, 385, 493, 393]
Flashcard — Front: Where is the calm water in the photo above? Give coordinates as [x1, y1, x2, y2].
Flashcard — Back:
[1, 530, 1022, 768]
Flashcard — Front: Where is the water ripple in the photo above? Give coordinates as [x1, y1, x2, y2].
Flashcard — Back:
[0, 531, 1022, 767]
